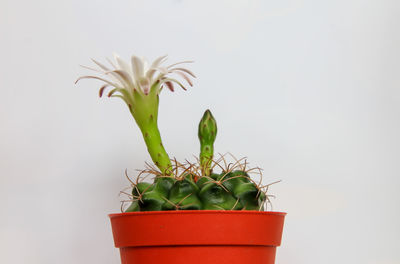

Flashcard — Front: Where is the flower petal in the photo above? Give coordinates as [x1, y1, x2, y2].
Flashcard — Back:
[90, 59, 120, 84]
[105, 70, 134, 88]
[131, 56, 145, 81]
[139, 77, 150, 95]
[151, 55, 168, 69]
[160, 78, 187, 91]
[174, 71, 193, 86]
[169, 67, 196, 78]
[91, 59, 110, 72]
[99, 84, 109, 97]
[145, 68, 158, 79]
[142, 58, 149, 73]
[75, 75, 120, 88]
[110, 94, 130, 106]
[106, 57, 117, 69]
[80, 64, 102, 73]
[166, 60, 194, 69]
[164, 81, 174, 92]
[114, 53, 132, 74]
[147, 55, 167, 81]
[154, 66, 168, 75]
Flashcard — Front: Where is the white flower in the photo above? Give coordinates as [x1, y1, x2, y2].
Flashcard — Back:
[76, 53, 196, 99]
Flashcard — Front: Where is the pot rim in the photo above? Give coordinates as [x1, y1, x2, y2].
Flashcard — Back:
[109, 210, 286, 218]
[109, 210, 286, 248]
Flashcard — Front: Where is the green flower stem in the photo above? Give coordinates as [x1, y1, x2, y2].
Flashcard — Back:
[200, 144, 213, 175]
[128, 85, 172, 175]
[198, 110, 217, 176]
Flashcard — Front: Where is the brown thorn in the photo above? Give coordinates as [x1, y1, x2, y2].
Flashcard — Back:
[243, 159, 247, 172]
[174, 158, 179, 177]
[141, 182, 153, 195]
[134, 185, 141, 198]
[211, 157, 225, 171]
[213, 204, 226, 210]
[162, 196, 177, 207]
[125, 169, 135, 185]
[231, 198, 240, 210]
[119, 191, 133, 197]
[179, 163, 194, 179]
[218, 153, 229, 171]
[177, 193, 192, 206]
[120, 186, 133, 192]
[258, 200, 266, 211]
[120, 200, 126, 213]
[220, 174, 250, 184]
[245, 167, 262, 174]
[227, 153, 247, 171]
[265, 195, 273, 211]
[259, 180, 282, 189]
[120, 199, 135, 203]
[257, 167, 263, 187]
[181, 202, 196, 209]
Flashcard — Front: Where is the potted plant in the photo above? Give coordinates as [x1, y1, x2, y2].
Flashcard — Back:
[76, 54, 286, 264]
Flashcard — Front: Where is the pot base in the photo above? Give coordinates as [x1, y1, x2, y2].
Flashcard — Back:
[120, 245, 276, 264]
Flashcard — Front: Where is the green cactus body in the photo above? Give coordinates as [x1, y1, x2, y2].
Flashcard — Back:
[154, 177, 176, 196]
[221, 171, 264, 210]
[199, 182, 241, 210]
[132, 182, 164, 211]
[195, 176, 213, 189]
[126, 170, 266, 212]
[125, 200, 140, 212]
[234, 182, 262, 210]
[164, 177, 202, 210]
[126, 182, 153, 212]
[220, 171, 250, 189]
[198, 110, 217, 176]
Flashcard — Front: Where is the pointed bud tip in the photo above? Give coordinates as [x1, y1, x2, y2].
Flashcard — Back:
[202, 109, 212, 118]
[202, 109, 216, 122]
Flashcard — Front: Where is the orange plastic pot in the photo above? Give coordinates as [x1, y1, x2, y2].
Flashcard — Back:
[109, 210, 286, 264]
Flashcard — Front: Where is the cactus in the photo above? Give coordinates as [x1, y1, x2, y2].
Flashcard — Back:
[125, 167, 267, 212]
[77, 53, 276, 212]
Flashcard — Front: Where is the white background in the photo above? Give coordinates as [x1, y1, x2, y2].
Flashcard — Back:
[1, 0, 399, 263]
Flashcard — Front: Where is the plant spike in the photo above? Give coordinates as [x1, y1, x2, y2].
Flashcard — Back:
[76, 54, 195, 175]
[198, 109, 217, 176]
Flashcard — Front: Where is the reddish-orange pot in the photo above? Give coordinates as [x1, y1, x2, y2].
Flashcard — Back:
[109, 210, 286, 264]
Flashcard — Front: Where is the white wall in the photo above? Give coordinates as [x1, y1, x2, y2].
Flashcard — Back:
[1, 0, 399, 263]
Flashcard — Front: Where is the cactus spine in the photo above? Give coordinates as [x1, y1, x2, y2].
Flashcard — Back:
[198, 110, 217, 176]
